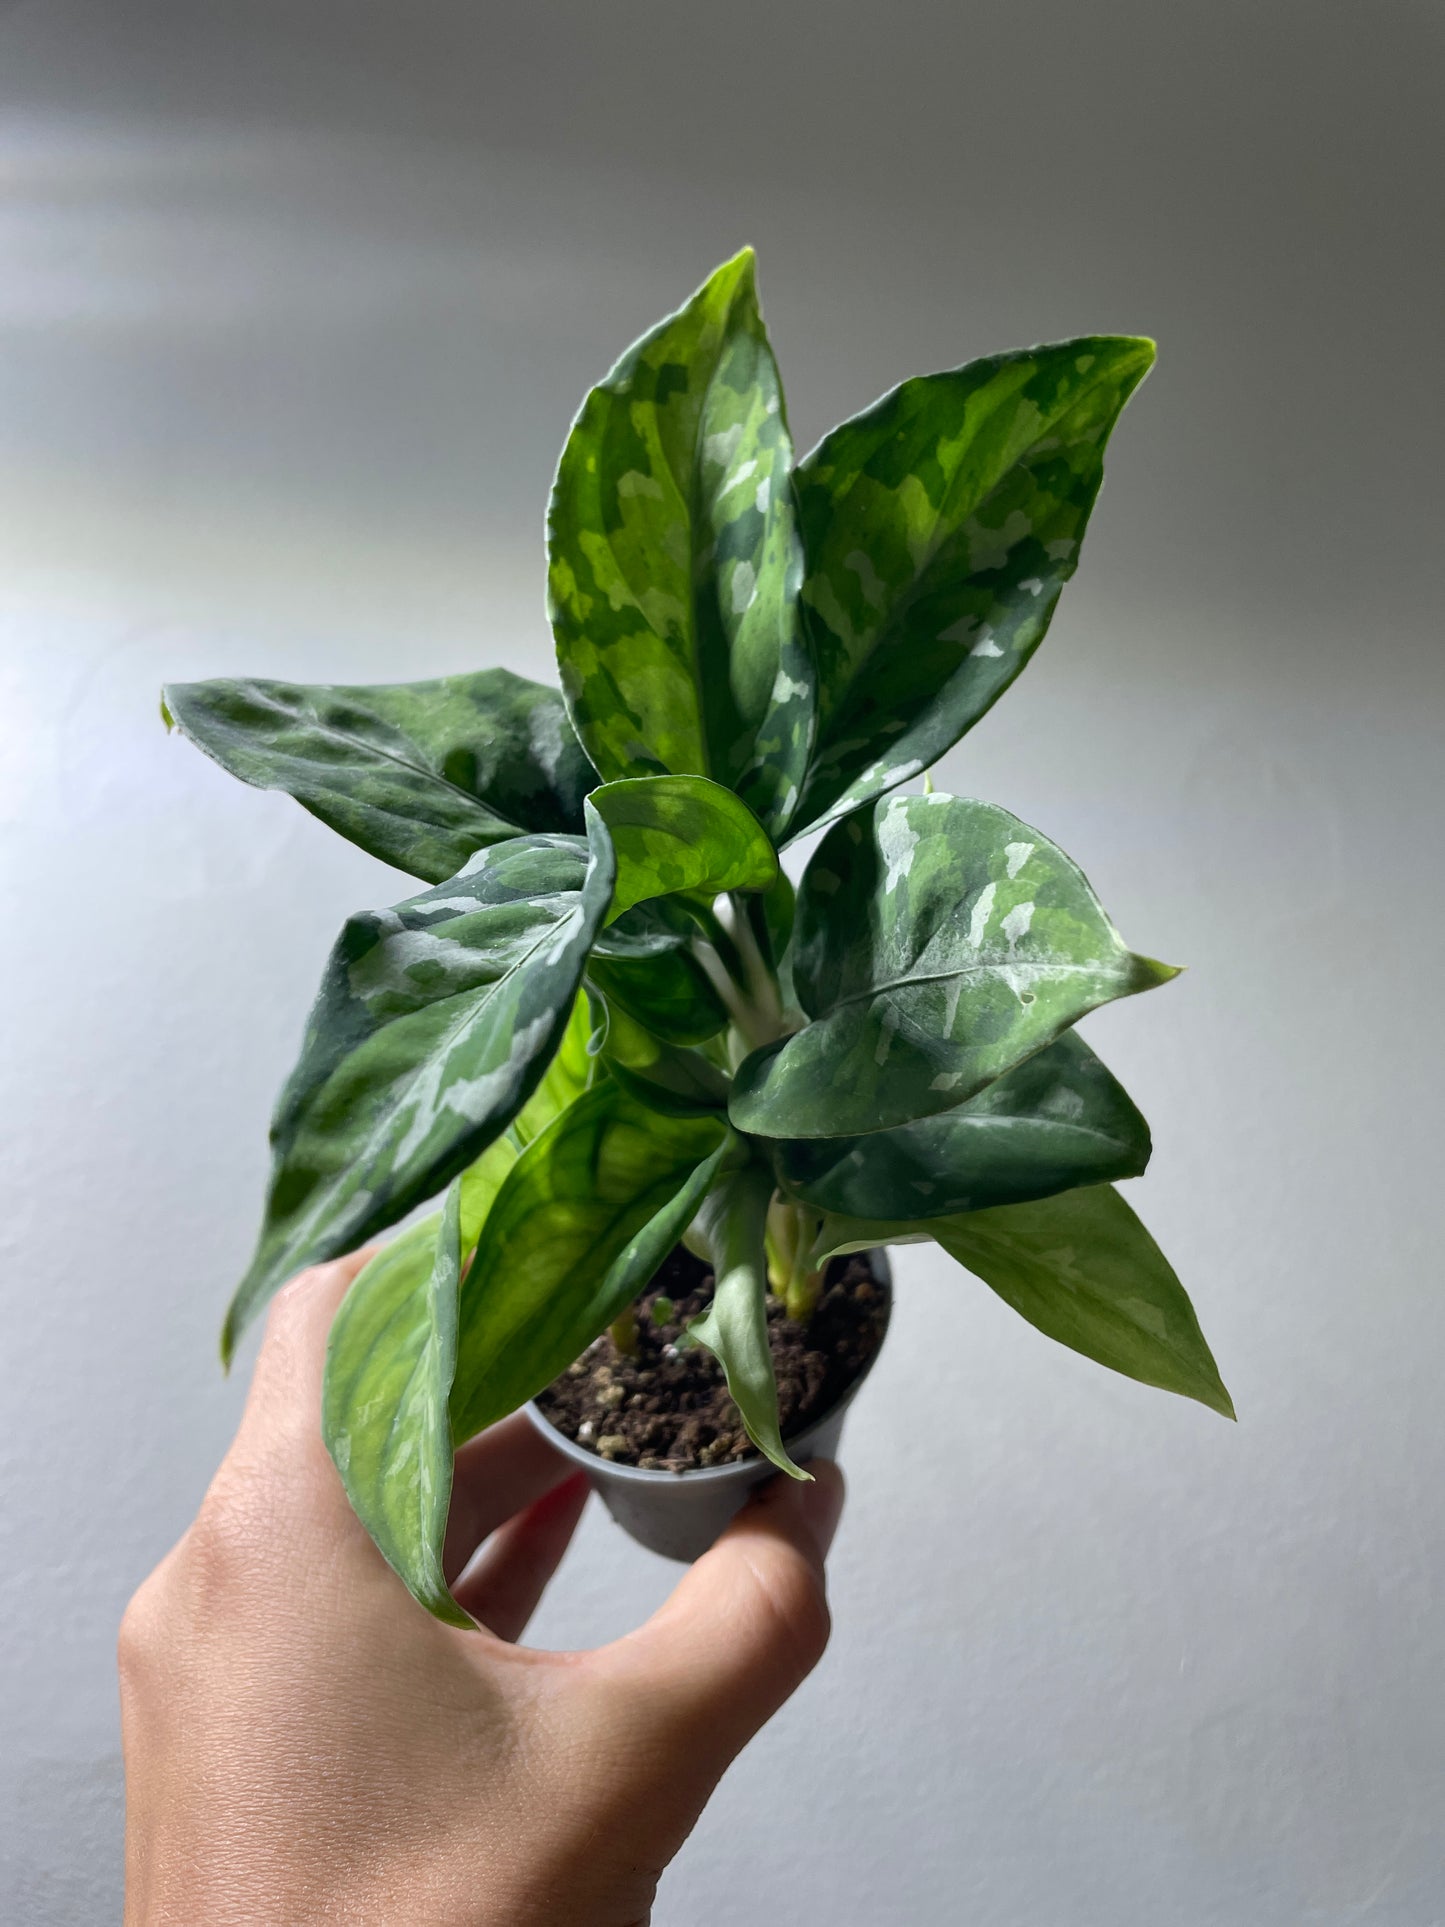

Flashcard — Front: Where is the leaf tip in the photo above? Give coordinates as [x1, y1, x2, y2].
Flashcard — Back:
[1101, 334, 1157, 387]
[713, 244, 761, 314]
[1134, 953, 1184, 990]
[428, 1591, 479, 1631]
[755, 1438, 811, 1482]
[159, 689, 176, 733]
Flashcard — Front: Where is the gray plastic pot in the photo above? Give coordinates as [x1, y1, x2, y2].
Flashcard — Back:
[525, 1251, 892, 1562]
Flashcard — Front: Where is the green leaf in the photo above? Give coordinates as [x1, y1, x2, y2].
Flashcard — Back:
[589, 774, 778, 923]
[162, 670, 597, 884]
[449, 1083, 732, 1444]
[773, 1031, 1150, 1219]
[322, 1132, 525, 1622]
[605, 1042, 732, 1118]
[729, 792, 1175, 1140]
[321, 1180, 473, 1624]
[689, 1162, 805, 1478]
[932, 1185, 1234, 1417]
[222, 817, 616, 1362]
[321, 1019, 623, 1623]
[749, 864, 796, 978]
[548, 248, 812, 836]
[588, 900, 728, 1046]
[509, 992, 594, 1148]
[789, 337, 1153, 834]
[806, 1214, 932, 1269]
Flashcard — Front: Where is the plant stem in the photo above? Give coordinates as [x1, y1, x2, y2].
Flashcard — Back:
[690, 939, 769, 1053]
[689, 893, 787, 1058]
[766, 1195, 826, 1325]
[721, 893, 785, 1037]
[609, 1305, 639, 1357]
[784, 1265, 825, 1324]
[690, 903, 748, 987]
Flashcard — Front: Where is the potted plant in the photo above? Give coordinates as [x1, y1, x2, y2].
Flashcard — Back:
[163, 249, 1231, 1620]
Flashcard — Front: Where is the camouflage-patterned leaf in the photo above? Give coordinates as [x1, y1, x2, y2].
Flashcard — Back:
[162, 670, 597, 884]
[689, 1161, 805, 1478]
[773, 1031, 1150, 1219]
[729, 792, 1175, 1140]
[450, 1084, 732, 1443]
[587, 900, 728, 1046]
[548, 249, 812, 835]
[221, 818, 615, 1362]
[588, 774, 778, 923]
[932, 1185, 1234, 1417]
[789, 338, 1153, 835]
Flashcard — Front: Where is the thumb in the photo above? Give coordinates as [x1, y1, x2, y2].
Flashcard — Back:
[597, 1462, 845, 1779]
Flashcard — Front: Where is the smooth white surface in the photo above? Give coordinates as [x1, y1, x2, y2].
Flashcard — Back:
[1, 4, 1441, 1921]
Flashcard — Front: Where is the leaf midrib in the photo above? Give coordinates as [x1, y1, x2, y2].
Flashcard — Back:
[801, 354, 1133, 764]
[807, 953, 1128, 1019]
[287, 694, 531, 834]
[883, 1111, 1134, 1151]
[683, 295, 745, 783]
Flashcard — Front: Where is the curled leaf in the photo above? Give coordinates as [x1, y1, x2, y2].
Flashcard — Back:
[689, 1164, 806, 1479]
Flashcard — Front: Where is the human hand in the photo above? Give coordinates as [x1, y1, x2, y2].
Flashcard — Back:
[119, 1253, 844, 1925]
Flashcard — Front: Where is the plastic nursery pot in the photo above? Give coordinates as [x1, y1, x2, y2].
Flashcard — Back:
[525, 1250, 892, 1563]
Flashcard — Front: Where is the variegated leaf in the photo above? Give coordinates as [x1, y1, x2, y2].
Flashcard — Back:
[588, 773, 778, 923]
[933, 1185, 1234, 1417]
[322, 1171, 476, 1627]
[222, 820, 615, 1361]
[450, 1084, 733, 1444]
[729, 792, 1175, 1139]
[321, 1029, 641, 1623]
[548, 249, 811, 835]
[789, 338, 1153, 834]
[162, 669, 597, 884]
[772, 1031, 1149, 1218]
[804, 1185, 1230, 1416]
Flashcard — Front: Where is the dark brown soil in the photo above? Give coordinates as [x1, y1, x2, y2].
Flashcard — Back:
[535, 1245, 889, 1472]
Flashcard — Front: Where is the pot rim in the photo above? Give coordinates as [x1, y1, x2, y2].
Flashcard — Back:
[524, 1246, 893, 1487]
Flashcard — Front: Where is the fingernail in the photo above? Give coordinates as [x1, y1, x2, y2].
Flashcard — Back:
[797, 1460, 845, 1560]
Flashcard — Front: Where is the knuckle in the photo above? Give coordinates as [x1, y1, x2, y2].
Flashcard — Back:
[116, 1544, 191, 1686]
[116, 1579, 161, 1681]
[183, 1479, 269, 1607]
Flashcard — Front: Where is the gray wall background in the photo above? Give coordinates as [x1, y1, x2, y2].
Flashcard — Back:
[2, 3, 1441, 1920]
